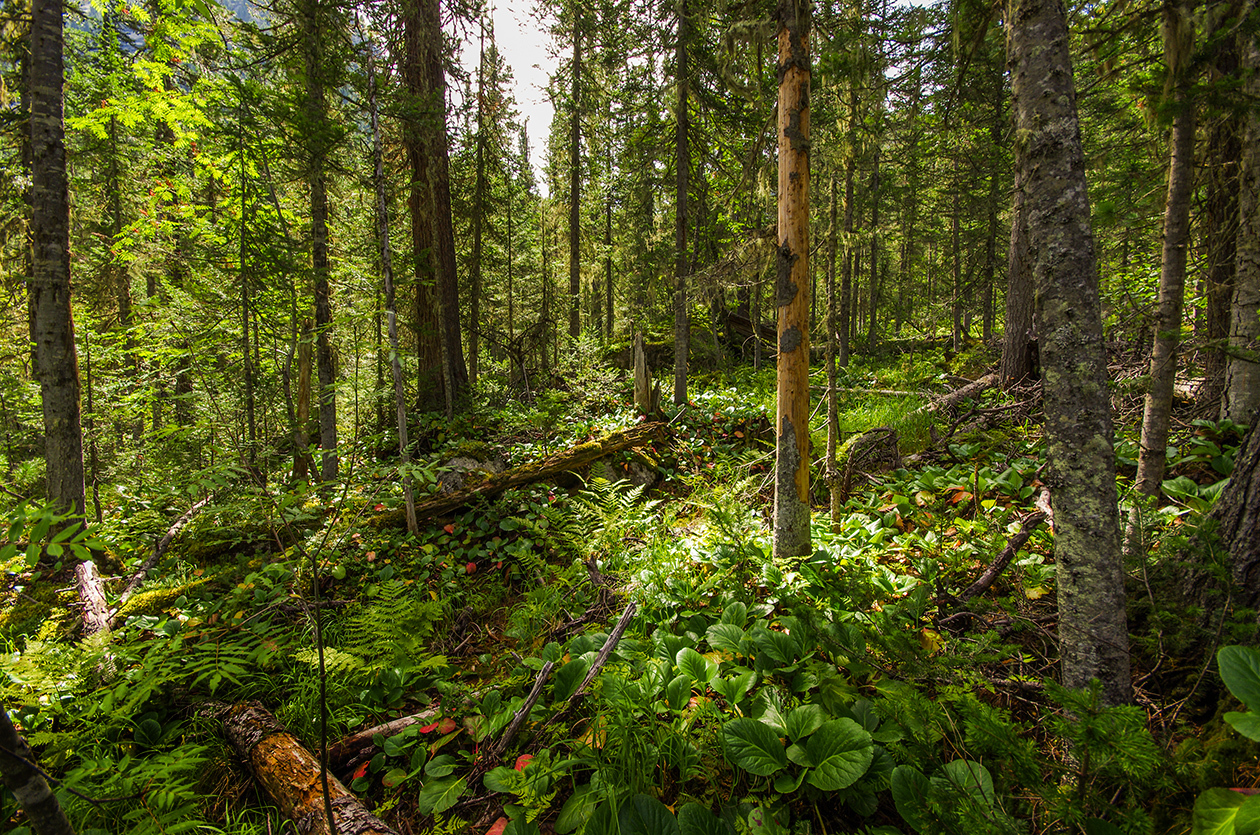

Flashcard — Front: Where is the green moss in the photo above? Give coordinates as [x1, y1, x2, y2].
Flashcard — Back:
[114, 576, 215, 621]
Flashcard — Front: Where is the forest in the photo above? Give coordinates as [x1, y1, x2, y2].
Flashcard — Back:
[2, 0, 1260, 830]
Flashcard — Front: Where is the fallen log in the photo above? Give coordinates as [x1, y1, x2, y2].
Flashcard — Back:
[327, 707, 439, 774]
[74, 560, 111, 637]
[222, 701, 397, 835]
[918, 373, 999, 416]
[937, 510, 1048, 634]
[373, 423, 666, 527]
[116, 495, 212, 613]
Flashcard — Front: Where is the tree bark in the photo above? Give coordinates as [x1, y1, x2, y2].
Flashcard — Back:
[568, 18, 583, 340]
[222, 702, 397, 835]
[1130, 0, 1197, 552]
[1009, 0, 1132, 705]
[773, 0, 812, 559]
[1001, 159, 1036, 387]
[1205, 425, 1260, 619]
[827, 174, 842, 528]
[30, 0, 85, 520]
[673, 0, 690, 407]
[0, 706, 74, 835]
[1224, 31, 1260, 424]
[469, 18, 488, 387]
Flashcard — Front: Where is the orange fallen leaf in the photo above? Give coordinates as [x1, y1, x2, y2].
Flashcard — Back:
[485, 818, 509, 835]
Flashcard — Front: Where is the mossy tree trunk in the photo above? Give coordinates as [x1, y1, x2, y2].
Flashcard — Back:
[1008, 0, 1131, 705]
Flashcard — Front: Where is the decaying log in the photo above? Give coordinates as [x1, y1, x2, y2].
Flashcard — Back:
[374, 423, 666, 527]
[917, 373, 999, 416]
[327, 707, 439, 774]
[116, 495, 212, 613]
[74, 560, 110, 637]
[222, 701, 397, 835]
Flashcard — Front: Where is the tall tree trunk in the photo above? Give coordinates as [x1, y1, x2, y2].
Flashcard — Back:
[1224, 31, 1260, 424]
[827, 174, 841, 527]
[1002, 159, 1035, 386]
[568, 19, 583, 340]
[1200, 29, 1240, 413]
[1009, 0, 1131, 705]
[1, 707, 74, 835]
[867, 145, 880, 352]
[402, 0, 444, 412]
[839, 120, 855, 367]
[673, 0, 690, 406]
[951, 155, 964, 352]
[240, 148, 257, 473]
[1132, 0, 1197, 535]
[368, 35, 418, 535]
[605, 194, 614, 340]
[301, 0, 338, 480]
[468, 17, 488, 387]
[30, 0, 85, 519]
[774, 0, 811, 559]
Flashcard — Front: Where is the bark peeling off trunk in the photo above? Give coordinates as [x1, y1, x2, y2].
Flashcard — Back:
[223, 701, 397, 835]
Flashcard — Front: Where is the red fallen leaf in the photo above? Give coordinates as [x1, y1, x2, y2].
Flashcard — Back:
[419, 721, 440, 733]
[514, 754, 533, 771]
[465, 562, 477, 574]
[436, 717, 457, 734]
[444, 523, 456, 534]
[495, 561, 503, 570]
[485, 818, 509, 835]
[374, 503, 385, 511]
[353, 761, 370, 779]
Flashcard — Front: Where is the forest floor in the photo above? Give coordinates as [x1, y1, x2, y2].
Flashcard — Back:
[1, 341, 1258, 835]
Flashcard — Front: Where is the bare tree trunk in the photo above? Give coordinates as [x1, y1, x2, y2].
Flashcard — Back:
[1001, 160, 1036, 386]
[773, 0, 812, 559]
[0, 706, 74, 835]
[1131, 0, 1197, 551]
[827, 175, 841, 528]
[839, 103, 855, 367]
[468, 17, 488, 387]
[30, 0, 85, 520]
[673, 0, 690, 406]
[1009, 0, 1131, 705]
[1224, 31, 1260, 424]
[568, 19, 583, 340]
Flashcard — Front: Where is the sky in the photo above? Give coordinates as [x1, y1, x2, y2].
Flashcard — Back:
[459, 0, 557, 193]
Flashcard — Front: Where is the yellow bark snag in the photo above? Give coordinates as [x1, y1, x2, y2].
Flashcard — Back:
[774, 0, 812, 559]
[223, 701, 397, 835]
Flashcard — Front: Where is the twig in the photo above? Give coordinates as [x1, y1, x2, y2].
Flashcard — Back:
[956, 510, 1047, 605]
[489, 660, 555, 761]
[542, 601, 637, 728]
[115, 495, 212, 613]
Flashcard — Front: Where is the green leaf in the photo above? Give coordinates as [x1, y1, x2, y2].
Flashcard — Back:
[666, 674, 693, 711]
[934, 760, 995, 806]
[773, 770, 807, 793]
[417, 776, 466, 815]
[483, 766, 524, 794]
[785, 743, 811, 767]
[618, 794, 680, 835]
[382, 767, 408, 787]
[1082, 819, 1125, 835]
[723, 717, 787, 776]
[1193, 787, 1249, 835]
[677, 647, 716, 687]
[1220, 646, 1260, 713]
[554, 658, 592, 702]
[891, 765, 933, 835]
[556, 785, 599, 834]
[706, 623, 746, 654]
[1237, 795, 1260, 835]
[784, 704, 827, 742]
[425, 754, 457, 778]
[721, 602, 748, 626]
[751, 627, 799, 666]
[1225, 711, 1260, 742]
[804, 719, 873, 791]
[677, 803, 732, 835]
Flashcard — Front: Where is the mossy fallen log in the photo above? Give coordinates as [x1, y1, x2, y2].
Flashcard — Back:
[222, 701, 396, 835]
[372, 422, 667, 528]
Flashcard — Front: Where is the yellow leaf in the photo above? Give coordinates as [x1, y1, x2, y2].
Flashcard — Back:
[1024, 586, 1048, 600]
[919, 628, 944, 655]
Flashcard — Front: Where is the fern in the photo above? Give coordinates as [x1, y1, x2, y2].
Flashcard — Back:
[294, 646, 364, 673]
[548, 478, 659, 564]
[338, 579, 445, 667]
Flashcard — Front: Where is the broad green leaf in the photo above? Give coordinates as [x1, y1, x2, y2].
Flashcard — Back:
[382, 767, 408, 787]
[556, 785, 599, 834]
[667, 674, 693, 711]
[751, 627, 799, 666]
[554, 658, 592, 702]
[785, 704, 827, 742]
[804, 719, 873, 791]
[417, 776, 466, 815]
[706, 623, 746, 654]
[483, 766, 524, 794]
[1220, 646, 1260, 713]
[721, 602, 748, 626]
[1237, 794, 1260, 835]
[934, 760, 995, 806]
[785, 743, 811, 767]
[723, 717, 787, 776]
[756, 701, 787, 735]
[424, 754, 457, 777]
[773, 769, 806, 793]
[1225, 711, 1260, 742]
[677, 803, 732, 835]
[677, 647, 717, 687]
[744, 805, 789, 834]
[1193, 787, 1249, 835]
[619, 794, 680, 835]
[891, 765, 933, 834]
[584, 800, 619, 835]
